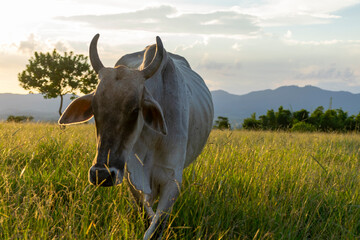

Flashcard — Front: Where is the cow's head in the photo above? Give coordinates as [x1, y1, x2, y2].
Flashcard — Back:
[58, 34, 167, 187]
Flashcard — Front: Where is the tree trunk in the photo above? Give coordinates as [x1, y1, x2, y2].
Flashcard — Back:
[59, 94, 63, 116]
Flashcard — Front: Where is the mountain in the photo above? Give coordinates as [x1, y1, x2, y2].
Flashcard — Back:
[211, 85, 360, 125]
[0, 93, 73, 121]
[1, 85, 360, 123]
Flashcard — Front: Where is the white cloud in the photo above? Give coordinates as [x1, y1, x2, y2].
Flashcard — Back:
[57, 5, 260, 36]
[14, 34, 76, 54]
[232, 43, 242, 51]
[282, 31, 360, 46]
[54, 41, 70, 52]
[18, 34, 38, 54]
[284, 30, 292, 39]
[234, 0, 360, 26]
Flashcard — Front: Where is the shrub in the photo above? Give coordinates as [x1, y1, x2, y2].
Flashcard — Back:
[7, 115, 34, 123]
[291, 122, 316, 132]
[243, 113, 260, 130]
[214, 116, 231, 130]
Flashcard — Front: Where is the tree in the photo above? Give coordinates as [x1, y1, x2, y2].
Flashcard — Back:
[258, 114, 269, 130]
[18, 49, 98, 116]
[243, 113, 260, 130]
[293, 109, 309, 123]
[276, 106, 292, 129]
[309, 106, 324, 130]
[214, 116, 231, 130]
[320, 109, 347, 132]
[355, 113, 360, 131]
[344, 115, 356, 131]
[336, 109, 348, 131]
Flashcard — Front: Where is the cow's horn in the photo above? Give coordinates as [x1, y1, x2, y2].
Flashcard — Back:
[141, 36, 164, 79]
[89, 34, 104, 74]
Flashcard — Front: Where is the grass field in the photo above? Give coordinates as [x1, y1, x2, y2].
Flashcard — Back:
[0, 122, 359, 239]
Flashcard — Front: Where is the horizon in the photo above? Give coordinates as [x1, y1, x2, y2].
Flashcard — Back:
[2, 84, 360, 124]
[1, 0, 360, 95]
[1, 84, 360, 97]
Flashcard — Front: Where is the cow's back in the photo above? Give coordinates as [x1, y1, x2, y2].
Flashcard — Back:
[168, 53, 214, 167]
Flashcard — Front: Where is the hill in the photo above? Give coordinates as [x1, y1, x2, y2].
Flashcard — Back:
[0, 93, 73, 121]
[1, 85, 360, 123]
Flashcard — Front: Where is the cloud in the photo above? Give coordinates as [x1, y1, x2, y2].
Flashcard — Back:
[235, 0, 360, 26]
[281, 30, 360, 46]
[54, 41, 70, 52]
[15, 34, 79, 56]
[232, 43, 242, 51]
[198, 60, 229, 71]
[18, 34, 38, 54]
[295, 65, 359, 84]
[57, 5, 260, 36]
[198, 55, 242, 71]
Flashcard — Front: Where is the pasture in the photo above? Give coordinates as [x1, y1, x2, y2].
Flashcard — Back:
[0, 123, 359, 239]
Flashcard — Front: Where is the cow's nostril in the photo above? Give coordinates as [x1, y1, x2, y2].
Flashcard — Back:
[89, 165, 123, 187]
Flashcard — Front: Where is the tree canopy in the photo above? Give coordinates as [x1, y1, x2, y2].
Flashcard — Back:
[214, 116, 231, 130]
[18, 49, 98, 115]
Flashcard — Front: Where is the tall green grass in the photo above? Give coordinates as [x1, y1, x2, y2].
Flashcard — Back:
[0, 123, 359, 239]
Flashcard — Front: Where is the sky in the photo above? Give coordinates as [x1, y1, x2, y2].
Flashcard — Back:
[1, 0, 360, 95]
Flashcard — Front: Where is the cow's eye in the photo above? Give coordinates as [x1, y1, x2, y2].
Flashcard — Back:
[129, 108, 140, 120]
[132, 108, 140, 115]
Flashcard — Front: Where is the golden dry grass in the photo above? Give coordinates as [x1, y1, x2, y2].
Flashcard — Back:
[0, 123, 359, 239]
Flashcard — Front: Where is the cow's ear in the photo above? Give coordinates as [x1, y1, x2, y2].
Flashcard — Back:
[58, 93, 94, 125]
[142, 88, 167, 135]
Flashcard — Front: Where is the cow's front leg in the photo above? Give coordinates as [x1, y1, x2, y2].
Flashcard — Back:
[143, 180, 180, 240]
[127, 179, 155, 223]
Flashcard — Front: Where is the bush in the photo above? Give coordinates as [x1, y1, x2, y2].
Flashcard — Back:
[214, 116, 231, 130]
[7, 115, 34, 123]
[243, 113, 260, 130]
[291, 122, 316, 132]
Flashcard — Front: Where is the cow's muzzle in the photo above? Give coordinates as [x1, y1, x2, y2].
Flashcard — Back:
[88, 164, 123, 187]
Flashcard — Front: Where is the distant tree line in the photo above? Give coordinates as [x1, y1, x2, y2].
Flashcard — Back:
[242, 106, 360, 132]
[7, 115, 34, 123]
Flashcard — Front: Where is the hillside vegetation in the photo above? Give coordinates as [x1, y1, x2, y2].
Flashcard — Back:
[0, 123, 359, 239]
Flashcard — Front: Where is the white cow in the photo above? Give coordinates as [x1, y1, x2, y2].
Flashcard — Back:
[59, 34, 213, 239]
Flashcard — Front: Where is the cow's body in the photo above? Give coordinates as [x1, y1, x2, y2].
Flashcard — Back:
[59, 35, 213, 239]
[116, 47, 213, 195]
